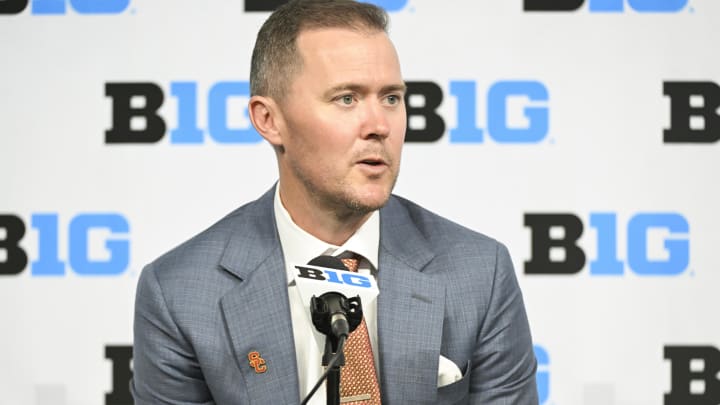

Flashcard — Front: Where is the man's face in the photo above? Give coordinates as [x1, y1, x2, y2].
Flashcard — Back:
[276, 27, 407, 217]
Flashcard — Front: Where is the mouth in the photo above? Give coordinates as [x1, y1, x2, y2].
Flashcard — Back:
[357, 157, 387, 167]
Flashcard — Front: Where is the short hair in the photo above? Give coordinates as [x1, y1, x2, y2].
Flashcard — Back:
[250, 0, 389, 100]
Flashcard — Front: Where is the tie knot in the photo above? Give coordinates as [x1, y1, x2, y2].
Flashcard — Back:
[340, 255, 360, 273]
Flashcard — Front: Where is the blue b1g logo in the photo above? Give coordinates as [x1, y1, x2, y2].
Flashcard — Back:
[403, 80, 549, 144]
[525, 212, 690, 276]
[295, 266, 373, 288]
[0, 0, 130, 15]
[0, 213, 130, 276]
[105, 81, 263, 145]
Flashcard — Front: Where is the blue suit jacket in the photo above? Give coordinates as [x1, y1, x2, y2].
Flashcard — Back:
[132, 187, 538, 404]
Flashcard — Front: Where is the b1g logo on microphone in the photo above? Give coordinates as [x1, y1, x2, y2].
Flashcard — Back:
[664, 81, 720, 144]
[244, 0, 410, 12]
[665, 345, 720, 404]
[524, 212, 689, 276]
[405, 80, 550, 144]
[295, 265, 373, 288]
[524, 0, 688, 12]
[0, 213, 130, 276]
[0, 0, 130, 15]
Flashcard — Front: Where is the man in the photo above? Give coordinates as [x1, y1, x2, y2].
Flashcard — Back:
[132, 1, 538, 404]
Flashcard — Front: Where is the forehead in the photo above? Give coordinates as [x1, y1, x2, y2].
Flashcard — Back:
[294, 27, 403, 85]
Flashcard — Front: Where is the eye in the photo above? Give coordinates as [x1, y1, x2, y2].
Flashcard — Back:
[386, 94, 400, 105]
[339, 95, 354, 105]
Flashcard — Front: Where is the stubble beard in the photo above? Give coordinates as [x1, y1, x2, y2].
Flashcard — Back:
[294, 163, 400, 222]
[336, 174, 398, 221]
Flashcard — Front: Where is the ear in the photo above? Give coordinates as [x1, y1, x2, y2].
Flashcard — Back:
[248, 95, 284, 147]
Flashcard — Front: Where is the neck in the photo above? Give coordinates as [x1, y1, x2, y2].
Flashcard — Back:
[278, 185, 372, 246]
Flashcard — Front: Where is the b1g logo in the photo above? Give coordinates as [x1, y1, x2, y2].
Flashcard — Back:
[0, 0, 129, 15]
[665, 346, 720, 404]
[244, 0, 409, 12]
[406, 81, 549, 144]
[524, 0, 688, 12]
[105, 82, 262, 144]
[105, 80, 550, 145]
[0, 213, 130, 276]
[295, 265, 373, 288]
[664, 81, 720, 143]
[525, 212, 689, 275]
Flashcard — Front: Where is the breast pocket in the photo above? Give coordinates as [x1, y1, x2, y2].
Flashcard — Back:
[436, 360, 471, 405]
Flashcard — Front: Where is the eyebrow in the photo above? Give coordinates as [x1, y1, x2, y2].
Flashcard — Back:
[323, 83, 407, 99]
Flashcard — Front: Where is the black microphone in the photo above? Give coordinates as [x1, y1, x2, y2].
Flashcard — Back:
[300, 255, 365, 405]
[307, 255, 363, 339]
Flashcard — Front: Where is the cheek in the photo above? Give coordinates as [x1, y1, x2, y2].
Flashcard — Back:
[285, 114, 328, 153]
[391, 118, 407, 150]
[290, 130, 347, 172]
[295, 109, 349, 144]
[391, 108, 407, 135]
[390, 140, 404, 164]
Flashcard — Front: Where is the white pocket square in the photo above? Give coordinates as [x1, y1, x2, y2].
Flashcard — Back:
[437, 355, 463, 387]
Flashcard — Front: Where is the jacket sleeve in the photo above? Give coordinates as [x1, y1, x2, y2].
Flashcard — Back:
[469, 242, 539, 404]
[131, 264, 216, 405]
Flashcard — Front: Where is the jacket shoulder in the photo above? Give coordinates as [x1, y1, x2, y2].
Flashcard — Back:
[388, 195, 502, 251]
[143, 190, 273, 283]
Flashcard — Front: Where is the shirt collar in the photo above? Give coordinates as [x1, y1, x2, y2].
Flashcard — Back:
[274, 185, 380, 285]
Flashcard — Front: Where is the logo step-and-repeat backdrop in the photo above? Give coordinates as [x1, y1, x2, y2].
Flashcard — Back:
[1, 0, 718, 404]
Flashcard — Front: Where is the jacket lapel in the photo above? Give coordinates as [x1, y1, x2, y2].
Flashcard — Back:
[377, 197, 446, 404]
[218, 188, 301, 404]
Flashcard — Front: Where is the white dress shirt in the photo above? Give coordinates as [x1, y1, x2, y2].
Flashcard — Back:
[273, 187, 380, 405]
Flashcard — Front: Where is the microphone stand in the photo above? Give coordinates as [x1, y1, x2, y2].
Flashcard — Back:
[322, 330, 345, 405]
[306, 292, 363, 405]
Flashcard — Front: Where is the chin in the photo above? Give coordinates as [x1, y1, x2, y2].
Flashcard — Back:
[346, 189, 392, 213]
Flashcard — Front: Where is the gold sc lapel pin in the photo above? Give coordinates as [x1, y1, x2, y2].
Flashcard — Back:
[248, 351, 267, 373]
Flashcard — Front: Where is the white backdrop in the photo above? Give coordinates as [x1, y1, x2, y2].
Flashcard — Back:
[2, 0, 719, 404]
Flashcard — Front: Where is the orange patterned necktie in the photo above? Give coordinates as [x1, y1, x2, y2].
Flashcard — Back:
[338, 256, 382, 404]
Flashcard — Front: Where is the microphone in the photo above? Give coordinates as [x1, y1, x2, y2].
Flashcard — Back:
[299, 255, 371, 405]
[307, 256, 362, 338]
[292, 255, 379, 337]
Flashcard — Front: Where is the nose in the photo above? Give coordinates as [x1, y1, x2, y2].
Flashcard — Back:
[361, 99, 391, 139]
